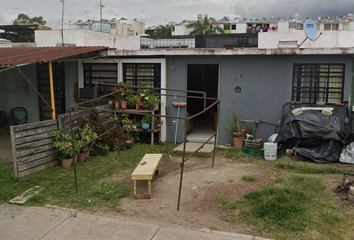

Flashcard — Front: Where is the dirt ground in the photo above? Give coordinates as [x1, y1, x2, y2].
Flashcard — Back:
[110, 155, 278, 237]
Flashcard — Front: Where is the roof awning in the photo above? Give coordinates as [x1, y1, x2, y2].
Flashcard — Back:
[0, 46, 109, 66]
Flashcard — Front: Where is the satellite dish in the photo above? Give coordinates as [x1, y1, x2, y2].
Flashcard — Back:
[304, 19, 317, 40]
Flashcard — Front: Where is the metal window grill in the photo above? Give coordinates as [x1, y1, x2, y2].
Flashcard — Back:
[123, 63, 161, 89]
[292, 64, 345, 103]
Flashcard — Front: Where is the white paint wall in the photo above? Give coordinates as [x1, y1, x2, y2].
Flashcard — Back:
[235, 23, 247, 33]
[35, 29, 140, 50]
[172, 25, 193, 36]
[259, 30, 354, 48]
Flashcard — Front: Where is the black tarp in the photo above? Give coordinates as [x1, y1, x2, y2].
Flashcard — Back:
[276, 102, 351, 163]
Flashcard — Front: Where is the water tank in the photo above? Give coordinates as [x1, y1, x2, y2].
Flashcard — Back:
[197, 13, 202, 20]
[347, 14, 353, 20]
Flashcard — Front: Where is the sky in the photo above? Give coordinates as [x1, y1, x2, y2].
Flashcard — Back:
[1, 0, 353, 29]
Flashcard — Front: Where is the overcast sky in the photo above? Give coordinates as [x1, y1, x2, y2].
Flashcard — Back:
[1, 0, 353, 29]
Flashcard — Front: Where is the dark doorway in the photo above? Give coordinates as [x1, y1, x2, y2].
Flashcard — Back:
[187, 64, 219, 142]
[37, 62, 66, 121]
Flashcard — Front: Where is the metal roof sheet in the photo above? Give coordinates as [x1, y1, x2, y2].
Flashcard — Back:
[0, 46, 109, 66]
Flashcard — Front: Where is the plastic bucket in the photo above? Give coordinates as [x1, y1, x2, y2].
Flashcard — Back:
[264, 142, 277, 160]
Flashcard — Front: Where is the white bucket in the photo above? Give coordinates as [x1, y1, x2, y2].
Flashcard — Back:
[264, 142, 277, 160]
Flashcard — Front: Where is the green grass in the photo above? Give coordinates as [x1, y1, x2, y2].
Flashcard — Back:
[241, 176, 257, 182]
[215, 173, 354, 239]
[274, 159, 354, 174]
[0, 143, 175, 211]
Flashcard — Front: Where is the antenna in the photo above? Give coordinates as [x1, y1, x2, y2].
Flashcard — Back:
[85, 10, 89, 20]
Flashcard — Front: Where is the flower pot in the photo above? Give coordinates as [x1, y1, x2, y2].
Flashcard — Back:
[127, 104, 135, 109]
[233, 137, 245, 148]
[125, 139, 134, 148]
[121, 101, 127, 109]
[85, 150, 90, 158]
[78, 153, 86, 162]
[148, 104, 154, 110]
[61, 158, 73, 168]
[135, 104, 140, 110]
[141, 123, 150, 130]
[115, 101, 119, 108]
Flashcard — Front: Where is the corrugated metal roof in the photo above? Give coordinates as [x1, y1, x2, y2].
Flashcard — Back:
[0, 46, 109, 66]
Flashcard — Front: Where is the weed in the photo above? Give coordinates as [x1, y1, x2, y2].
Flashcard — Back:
[93, 181, 130, 201]
[242, 176, 257, 182]
[274, 160, 354, 174]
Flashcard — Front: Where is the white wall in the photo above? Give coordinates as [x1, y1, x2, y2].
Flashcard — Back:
[172, 25, 193, 36]
[259, 30, 354, 49]
[235, 23, 247, 33]
[35, 29, 140, 50]
[278, 22, 289, 32]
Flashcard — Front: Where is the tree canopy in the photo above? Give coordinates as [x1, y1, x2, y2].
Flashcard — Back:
[150, 21, 175, 36]
[13, 14, 47, 25]
[186, 14, 223, 35]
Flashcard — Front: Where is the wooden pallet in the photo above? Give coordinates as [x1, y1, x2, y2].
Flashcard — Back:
[244, 138, 263, 148]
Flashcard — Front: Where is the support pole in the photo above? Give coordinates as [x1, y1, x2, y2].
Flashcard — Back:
[177, 118, 189, 211]
[49, 62, 56, 119]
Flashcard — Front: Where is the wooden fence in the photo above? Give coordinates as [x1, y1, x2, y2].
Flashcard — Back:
[10, 120, 58, 178]
[10, 104, 114, 178]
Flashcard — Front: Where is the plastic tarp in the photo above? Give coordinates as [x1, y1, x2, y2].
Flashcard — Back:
[276, 102, 351, 163]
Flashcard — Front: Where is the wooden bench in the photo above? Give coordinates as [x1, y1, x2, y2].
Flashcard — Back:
[131, 154, 163, 199]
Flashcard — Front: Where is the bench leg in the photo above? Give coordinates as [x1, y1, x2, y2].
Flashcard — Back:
[158, 163, 161, 175]
[134, 180, 137, 195]
[148, 180, 151, 195]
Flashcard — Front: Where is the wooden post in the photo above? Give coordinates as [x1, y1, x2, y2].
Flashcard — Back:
[49, 62, 56, 120]
[10, 126, 18, 178]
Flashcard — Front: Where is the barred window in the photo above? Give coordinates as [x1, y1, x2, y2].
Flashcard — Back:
[123, 63, 161, 88]
[83, 63, 118, 88]
[292, 64, 345, 104]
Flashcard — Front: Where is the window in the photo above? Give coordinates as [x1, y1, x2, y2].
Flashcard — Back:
[292, 64, 345, 103]
[289, 22, 296, 29]
[231, 24, 236, 30]
[224, 24, 230, 30]
[123, 63, 161, 88]
[83, 63, 118, 88]
[324, 24, 331, 31]
[332, 23, 339, 30]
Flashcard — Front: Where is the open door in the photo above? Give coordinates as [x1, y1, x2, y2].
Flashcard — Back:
[187, 64, 219, 142]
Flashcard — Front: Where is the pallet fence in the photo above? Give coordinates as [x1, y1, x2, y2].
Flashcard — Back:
[10, 120, 58, 178]
[10, 104, 113, 178]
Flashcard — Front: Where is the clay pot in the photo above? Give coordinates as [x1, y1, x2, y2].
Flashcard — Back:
[85, 150, 90, 158]
[61, 158, 72, 168]
[78, 153, 86, 162]
[233, 137, 245, 148]
[121, 101, 127, 109]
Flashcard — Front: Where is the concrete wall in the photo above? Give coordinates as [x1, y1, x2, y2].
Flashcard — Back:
[35, 29, 140, 50]
[165, 55, 353, 144]
[259, 30, 354, 49]
[0, 64, 40, 126]
[172, 25, 193, 36]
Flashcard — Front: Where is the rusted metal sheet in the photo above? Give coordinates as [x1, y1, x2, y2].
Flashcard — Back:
[0, 46, 108, 66]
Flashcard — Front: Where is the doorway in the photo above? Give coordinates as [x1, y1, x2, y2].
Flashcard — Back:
[37, 62, 66, 121]
[187, 64, 219, 142]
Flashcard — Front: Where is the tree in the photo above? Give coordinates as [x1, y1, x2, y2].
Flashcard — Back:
[186, 14, 223, 35]
[13, 14, 47, 25]
[151, 21, 175, 36]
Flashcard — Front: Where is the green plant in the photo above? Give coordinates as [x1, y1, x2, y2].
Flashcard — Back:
[126, 94, 139, 105]
[112, 82, 130, 101]
[242, 176, 257, 182]
[141, 115, 151, 124]
[220, 109, 239, 138]
[93, 181, 130, 202]
[53, 130, 77, 159]
[77, 123, 98, 152]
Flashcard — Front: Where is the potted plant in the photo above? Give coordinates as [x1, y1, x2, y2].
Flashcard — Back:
[220, 106, 245, 148]
[141, 115, 151, 129]
[126, 94, 137, 109]
[53, 130, 77, 168]
[112, 82, 130, 108]
[121, 113, 132, 128]
[125, 129, 134, 148]
[76, 123, 98, 162]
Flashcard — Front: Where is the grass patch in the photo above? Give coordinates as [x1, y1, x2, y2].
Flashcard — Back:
[0, 143, 175, 211]
[241, 176, 257, 182]
[215, 173, 354, 239]
[275, 160, 354, 174]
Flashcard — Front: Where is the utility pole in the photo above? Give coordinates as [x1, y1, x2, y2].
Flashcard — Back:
[60, 0, 64, 46]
